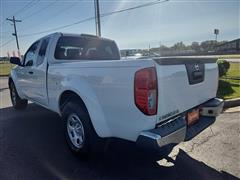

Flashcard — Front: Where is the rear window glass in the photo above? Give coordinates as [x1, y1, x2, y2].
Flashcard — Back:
[54, 36, 120, 60]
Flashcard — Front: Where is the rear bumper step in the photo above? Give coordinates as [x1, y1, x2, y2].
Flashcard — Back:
[200, 98, 224, 117]
[136, 98, 224, 150]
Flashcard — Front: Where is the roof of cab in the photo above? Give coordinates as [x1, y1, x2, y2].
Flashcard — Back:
[57, 32, 114, 42]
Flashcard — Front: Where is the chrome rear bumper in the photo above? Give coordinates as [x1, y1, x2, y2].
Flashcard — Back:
[136, 98, 224, 150]
[200, 98, 224, 117]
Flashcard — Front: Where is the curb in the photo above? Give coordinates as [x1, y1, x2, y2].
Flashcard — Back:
[224, 98, 240, 108]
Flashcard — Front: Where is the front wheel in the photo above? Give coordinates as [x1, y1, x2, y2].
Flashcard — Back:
[10, 82, 28, 110]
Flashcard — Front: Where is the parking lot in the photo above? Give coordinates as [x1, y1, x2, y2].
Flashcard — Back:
[0, 77, 239, 180]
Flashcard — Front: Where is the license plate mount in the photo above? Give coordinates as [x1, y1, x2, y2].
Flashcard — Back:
[187, 109, 200, 126]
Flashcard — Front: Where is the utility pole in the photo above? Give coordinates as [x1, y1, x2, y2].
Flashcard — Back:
[94, 0, 101, 37]
[6, 16, 21, 51]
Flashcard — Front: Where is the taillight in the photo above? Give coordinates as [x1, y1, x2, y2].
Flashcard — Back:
[134, 67, 158, 115]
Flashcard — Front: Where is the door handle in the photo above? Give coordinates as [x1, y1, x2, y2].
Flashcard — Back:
[28, 71, 33, 75]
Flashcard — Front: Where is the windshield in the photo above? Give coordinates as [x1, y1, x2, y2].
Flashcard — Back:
[54, 36, 120, 60]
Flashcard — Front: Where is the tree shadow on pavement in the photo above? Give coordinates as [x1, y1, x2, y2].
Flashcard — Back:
[0, 104, 239, 180]
[217, 80, 235, 99]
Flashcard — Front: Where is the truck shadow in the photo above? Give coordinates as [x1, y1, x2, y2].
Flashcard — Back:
[0, 104, 238, 180]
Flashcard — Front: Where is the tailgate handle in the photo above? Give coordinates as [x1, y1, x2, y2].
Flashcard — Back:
[186, 63, 205, 84]
[192, 71, 203, 80]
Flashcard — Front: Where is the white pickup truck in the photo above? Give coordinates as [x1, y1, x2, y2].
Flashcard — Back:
[9, 33, 224, 156]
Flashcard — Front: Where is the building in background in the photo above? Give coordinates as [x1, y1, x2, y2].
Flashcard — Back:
[216, 38, 240, 54]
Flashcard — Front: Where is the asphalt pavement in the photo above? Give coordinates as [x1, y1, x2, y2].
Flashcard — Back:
[0, 77, 8, 89]
[0, 77, 239, 180]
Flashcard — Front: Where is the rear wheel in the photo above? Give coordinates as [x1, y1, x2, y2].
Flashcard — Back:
[62, 101, 99, 157]
[10, 82, 28, 110]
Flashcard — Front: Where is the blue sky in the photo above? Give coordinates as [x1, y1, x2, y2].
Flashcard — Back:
[0, 0, 239, 56]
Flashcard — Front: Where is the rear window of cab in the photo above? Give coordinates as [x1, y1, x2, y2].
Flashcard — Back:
[54, 36, 120, 60]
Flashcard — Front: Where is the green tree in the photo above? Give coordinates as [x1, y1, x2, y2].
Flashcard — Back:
[172, 42, 186, 51]
[191, 42, 200, 52]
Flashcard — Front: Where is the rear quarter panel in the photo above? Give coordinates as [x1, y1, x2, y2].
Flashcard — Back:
[47, 59, 157, 141]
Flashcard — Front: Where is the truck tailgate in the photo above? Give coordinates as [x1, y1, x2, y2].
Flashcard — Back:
[154, 57, 218, 123]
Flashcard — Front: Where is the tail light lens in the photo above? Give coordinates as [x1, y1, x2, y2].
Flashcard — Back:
[134, 67, 158, 115]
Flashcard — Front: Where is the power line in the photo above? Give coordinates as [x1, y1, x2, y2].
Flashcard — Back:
[9, 0, 39, 18]
[19, 1, 79, 30]
[0, 38, 15, 48]
[101, 0, 169, 17]
[20, 16, 95, 37]
[41, 2, 77, 22]
[20, 0, 168, 38]
[0, 31, 10, 34]
[0, 0, 39, 27]
[21, 0, 58, 21]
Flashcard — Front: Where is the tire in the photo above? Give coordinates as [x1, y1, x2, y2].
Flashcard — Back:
[62, 101, 99, 158]
[9, 82, 28, 110]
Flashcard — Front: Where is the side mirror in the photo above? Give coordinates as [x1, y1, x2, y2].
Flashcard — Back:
[10, 57, 22, 66]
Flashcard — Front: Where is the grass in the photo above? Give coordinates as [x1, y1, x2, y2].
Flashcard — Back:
[217, 62, 240, 99]
[225, 62, 240, 77]
[0, 62, 14, 76]
[217, 79, 240, 99]
[217, 54, 240, 59]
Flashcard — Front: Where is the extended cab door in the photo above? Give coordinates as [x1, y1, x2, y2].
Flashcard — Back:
[27, 37, 50, 106]
[18, 40, 41, 99]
